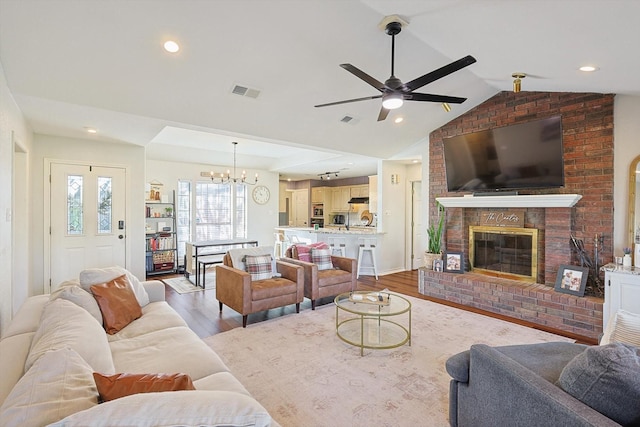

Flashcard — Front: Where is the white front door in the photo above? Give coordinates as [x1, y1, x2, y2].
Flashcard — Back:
[49, 163, 126, 291]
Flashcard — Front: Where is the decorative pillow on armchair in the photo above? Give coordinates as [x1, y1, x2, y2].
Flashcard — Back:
[292, 242, 329, 262]
[244, 255, 273, 281]
[311, 248, 334, 270]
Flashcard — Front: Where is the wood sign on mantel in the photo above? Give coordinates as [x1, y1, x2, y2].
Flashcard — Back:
[480, 210, 525, 227]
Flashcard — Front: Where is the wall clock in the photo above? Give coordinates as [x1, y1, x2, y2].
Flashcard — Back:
[252, 185, 270, 205]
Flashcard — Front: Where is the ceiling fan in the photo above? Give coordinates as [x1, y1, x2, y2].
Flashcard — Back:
[314, 21, 477, 121]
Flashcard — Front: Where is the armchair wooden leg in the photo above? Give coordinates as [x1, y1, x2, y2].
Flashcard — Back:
[242, 315, 248, 328]
[219, 301, 223, 312]
[311, 300, 316, 310]
[296, 303, 300, 313]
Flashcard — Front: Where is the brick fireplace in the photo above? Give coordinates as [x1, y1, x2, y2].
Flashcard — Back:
[420, 92, 614, 341]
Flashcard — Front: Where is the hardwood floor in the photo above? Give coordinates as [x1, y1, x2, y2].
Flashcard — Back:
[159, 269, 596, 344]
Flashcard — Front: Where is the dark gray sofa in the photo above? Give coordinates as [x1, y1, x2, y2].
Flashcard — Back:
[445, 342, 622, 427]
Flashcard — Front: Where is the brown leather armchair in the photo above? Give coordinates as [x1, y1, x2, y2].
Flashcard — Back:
[216, 252, 304, 327]
[282, 248, 356, 310]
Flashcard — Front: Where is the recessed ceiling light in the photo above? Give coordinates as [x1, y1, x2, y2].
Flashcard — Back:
[85, 127, 97, 134]
[163, 40, 180, 53]
[394, 117, 404, 124]
[412, 159, 419, 163]
[579, 65, 598, 72]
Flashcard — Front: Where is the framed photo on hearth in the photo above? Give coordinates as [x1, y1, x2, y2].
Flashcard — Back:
[444, 251, 464, 273]
[433, 259, 444, 272]
[554, 265, 588, 297]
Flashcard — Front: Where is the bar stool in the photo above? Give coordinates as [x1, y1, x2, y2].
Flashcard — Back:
[273, 233, 288, 259]
[357, 238, 378, 279]
[328, 237, 346, 257]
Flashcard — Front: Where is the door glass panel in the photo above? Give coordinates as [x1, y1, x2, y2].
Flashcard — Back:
[97, 176, 112, 234]
[67, 175, 83, 235]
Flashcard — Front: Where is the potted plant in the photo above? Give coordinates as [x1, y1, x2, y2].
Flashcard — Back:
[424, 202, 445, 270]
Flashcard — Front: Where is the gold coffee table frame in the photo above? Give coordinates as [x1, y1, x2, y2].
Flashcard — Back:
[334, 291, 411, 356]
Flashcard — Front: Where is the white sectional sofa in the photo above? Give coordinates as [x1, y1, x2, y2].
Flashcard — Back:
[0, 268, 279, 427]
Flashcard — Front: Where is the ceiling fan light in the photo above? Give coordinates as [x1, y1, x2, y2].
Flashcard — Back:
[382, 94, 403, 110]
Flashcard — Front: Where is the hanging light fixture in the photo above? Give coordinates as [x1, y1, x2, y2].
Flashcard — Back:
[209, 142, 258, 185]
[318, 171, 339, 180]
[512, 73, 526, 93]
[442, 102, 451, 112]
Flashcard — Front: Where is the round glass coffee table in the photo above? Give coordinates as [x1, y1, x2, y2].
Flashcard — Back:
[334, 291, 411, 356]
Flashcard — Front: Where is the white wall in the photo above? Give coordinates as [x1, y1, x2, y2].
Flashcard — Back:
[0, 61, 33, 336]
[613, 95, 640, 254]
[146, 159, 280, 249]
[30, 135, 147, 289]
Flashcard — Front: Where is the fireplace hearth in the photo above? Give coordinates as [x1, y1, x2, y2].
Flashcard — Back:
[470, 226, 538, 282]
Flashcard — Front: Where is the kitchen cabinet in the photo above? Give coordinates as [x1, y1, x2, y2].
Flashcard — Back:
[602, 264, 640, 329]
[368, 175, 378, 213]
[311, 187, 326, 203]
[331, 187, 351, 212]
[350, 185, 369, 198]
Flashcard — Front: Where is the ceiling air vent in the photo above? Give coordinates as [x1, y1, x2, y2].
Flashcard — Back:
[340, 116, 353, 123]
[231, 84, 260, 99]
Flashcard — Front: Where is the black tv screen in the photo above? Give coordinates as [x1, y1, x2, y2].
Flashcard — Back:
[443, 115, 564, 192]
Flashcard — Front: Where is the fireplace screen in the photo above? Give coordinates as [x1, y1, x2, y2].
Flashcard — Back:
[469, 226, 538, 282]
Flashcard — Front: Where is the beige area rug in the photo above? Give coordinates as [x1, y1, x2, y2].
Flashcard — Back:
[162, 272, 215, 293]
[204, 294, 574, 427]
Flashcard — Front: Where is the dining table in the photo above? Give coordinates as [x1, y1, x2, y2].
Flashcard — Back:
[184, 239, 258, 288]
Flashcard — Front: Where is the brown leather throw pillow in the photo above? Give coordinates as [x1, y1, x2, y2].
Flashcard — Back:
[93, 372, 195, 402]
[90, 274, 142, 334]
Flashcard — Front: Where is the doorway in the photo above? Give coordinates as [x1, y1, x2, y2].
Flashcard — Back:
[47, 162, 127, 291]
[409, 181, 423, 270]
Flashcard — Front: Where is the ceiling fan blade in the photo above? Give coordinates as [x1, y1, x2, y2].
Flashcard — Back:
[315, 95, 382, 108]
[406, 93, 467, 104]
[377, 107, 390, 121]
[404, 55, 477, 92]
[340, 64, 386, 92]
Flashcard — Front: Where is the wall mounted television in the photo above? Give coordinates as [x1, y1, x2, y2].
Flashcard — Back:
[443, 115, 564, 193]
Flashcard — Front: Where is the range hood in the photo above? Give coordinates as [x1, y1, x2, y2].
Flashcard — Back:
[348, 197, 369, 204]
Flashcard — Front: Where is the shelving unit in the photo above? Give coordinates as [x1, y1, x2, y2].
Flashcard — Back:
[145, 195, 177, 276]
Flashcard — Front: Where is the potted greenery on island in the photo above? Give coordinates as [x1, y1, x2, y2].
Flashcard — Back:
[424, 202, 445, 270]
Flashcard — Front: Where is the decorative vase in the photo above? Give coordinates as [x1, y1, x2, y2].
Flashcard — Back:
[623, 254, 632, 267]
[424, 252, 442, 271]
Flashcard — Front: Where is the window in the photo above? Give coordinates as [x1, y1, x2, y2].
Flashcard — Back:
[97, 176, 112, 234]
[67, 175, 83, 235]
[176, 180, 191, 262]
[194, 181, 247, 242]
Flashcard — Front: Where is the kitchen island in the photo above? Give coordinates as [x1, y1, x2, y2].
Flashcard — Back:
[276, 227, 384, 266]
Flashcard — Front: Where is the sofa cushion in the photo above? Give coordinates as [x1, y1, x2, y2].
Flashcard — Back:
[109, 326, 229, 381]
[80, 266, 150, 307]
[193, 372, 252, 397]
[48, 390, 272, 427]
[0, 332, 35, 407]
[90, 274, 142, 334]
[93, 372, 195, 402]
[252, 277, 298, 300]
[227, 246, 273, 271]
[244, 254, 274, 281]
[1, 295, 49, 339]
[50, 282, 103, 325]
[557, 342, 640, 425]
[317, 268, 352, 287]
[601, 309, 640, 347]
[106, 301, 188, 342]
[26, 298, 115, 375]
[0, 348, 98, 427]
[311, 247, 334, 270]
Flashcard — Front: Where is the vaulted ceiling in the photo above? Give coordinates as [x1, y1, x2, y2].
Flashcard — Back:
[1, 0, 638, 180]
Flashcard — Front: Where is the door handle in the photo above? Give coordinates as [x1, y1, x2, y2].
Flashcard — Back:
[118, 235, 124, 239]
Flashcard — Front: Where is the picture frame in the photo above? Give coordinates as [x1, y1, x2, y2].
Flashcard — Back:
[433, 259, 444, 272]
[444, 251, 464, 273]
[554, 264, 589, 297]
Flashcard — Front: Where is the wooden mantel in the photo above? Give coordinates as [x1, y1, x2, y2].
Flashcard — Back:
[436, 194, 582, 208]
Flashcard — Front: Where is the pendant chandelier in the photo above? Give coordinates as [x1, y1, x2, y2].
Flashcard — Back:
[209, 142, 258, 185]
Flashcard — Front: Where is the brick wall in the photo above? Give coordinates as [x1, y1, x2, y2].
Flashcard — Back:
[421, 92, 614, 340]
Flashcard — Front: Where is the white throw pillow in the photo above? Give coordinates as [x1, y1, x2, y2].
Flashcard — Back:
[25, 298, 115, 375]
[79, 266, 150, 307]
[602, 310, 640, 347]
[227, 246, 272, 271]
[0, 348, 98, 427]
[50, 282, 103, 325]
[48, 390, 272, 427]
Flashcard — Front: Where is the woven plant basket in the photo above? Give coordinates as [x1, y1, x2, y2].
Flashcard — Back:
[423, 252, 442, 271]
